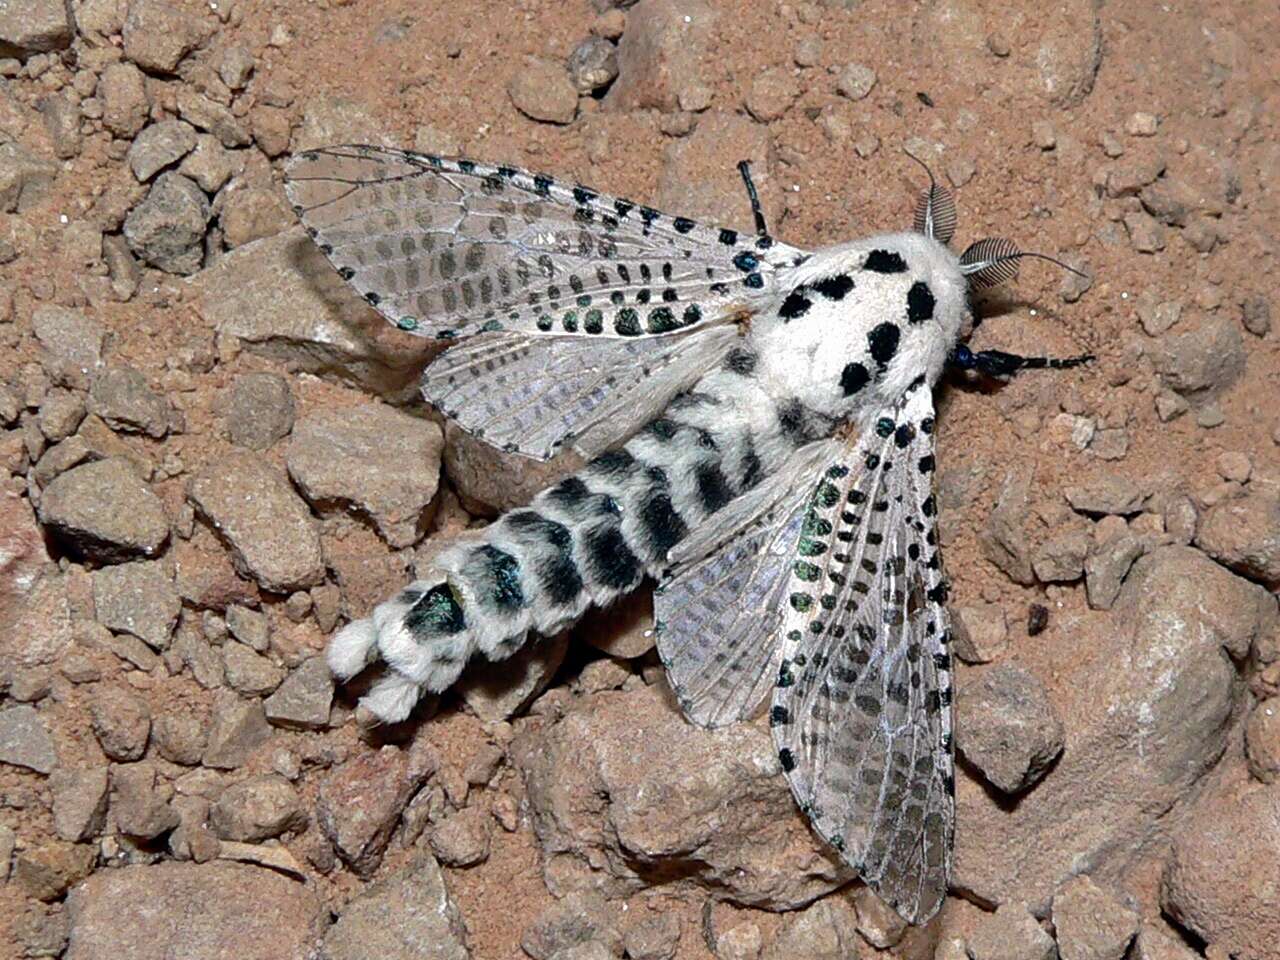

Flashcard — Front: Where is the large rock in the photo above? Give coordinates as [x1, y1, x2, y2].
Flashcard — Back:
[953, 546, 1275, 913]
[121, 0, 217, 73]
[1195, 493, 1280, 585]
[604, 0, 716, 113]
[512, 684, 850, 908]
[1161, 773, 1280, 959]
[316, 743, 437, 877]
[187, 228, 439, 400]
[286, 404, 443, 548]
[323, 853, 470, 960]
[124, 172, 210, 275]
[0, 0, 74, 54]
[37, 457, 169, 561]
[1149, 313, 1246, 399]
[0, 704, 58, 774]
[444, 422, 582, 516]
[188, 452, 325, 593]
[65, 862, 325, 960]
[92, 560, 180, 650]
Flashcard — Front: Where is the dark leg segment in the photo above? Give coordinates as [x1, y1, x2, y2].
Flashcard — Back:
[737, 160, 769, 238]
[950, 345, 1094, 378]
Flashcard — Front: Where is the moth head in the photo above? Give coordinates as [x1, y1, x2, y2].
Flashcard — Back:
[905, 149, 1089, 325]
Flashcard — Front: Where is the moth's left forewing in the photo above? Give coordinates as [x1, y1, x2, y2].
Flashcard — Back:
[770, 383, 954, 925]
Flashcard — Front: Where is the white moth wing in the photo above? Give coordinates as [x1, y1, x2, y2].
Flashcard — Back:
[654, 438, 841, 728]
[284, 145, 803, 341]
[771, 384, 954, 926]
[422, 325, 740, 461]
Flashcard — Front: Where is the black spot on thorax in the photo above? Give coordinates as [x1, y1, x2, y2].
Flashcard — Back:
[863, 249, 907, 273]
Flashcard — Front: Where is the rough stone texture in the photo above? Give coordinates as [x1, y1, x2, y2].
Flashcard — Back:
[93, 560, 180, 650]
[90, 686, 151, 761]
[0, 703, 57, 773]
[51, 767, 111, 841]
[122, 0, 217, 73]
[980, 471, 1036, 585]
[189, 452, 325, 593]
[1149, 313, 1246, 398]
[1052, 874, 1140, 960]
[12, 841, 97, 901]
[605, 0, 715, 113]
[202, 695, 271, 769]
[124, 172, 211, 275]
[508, 57, 579, 124]
[761, 895, 859, 960]
[286, 404, 443, 548]
[1195, 493, 1280, 584]
[655, 112, 779, 236]
[459, 631, 570, 722]
[623, 912, 681, 960]
[152, 710, 207, 766]
[0, 0, 74, 53]
[568, 36, 619, 93]
[188, 228, 439, 399]
[31, 306, 106, 382]
[220, 184, 295, 247]
[1065, 476, 1147, 516]
[110, 762, 180, 838]
[127, 120, 199, 182]
[180, 134, 244, 193]
[1161, 774, 1280, 959]
[967, 902, 1056, 960]
[89, 366, 172, 438]
[1245, 698, 1280, 783]
[1132, 923, 1200, 960]
[513, 684, 849, 907]
[38, 458, 169, 561]
[957, 663, 1065, 795]
[1083, 532, 1146, 610]
[323, 853, 470, 960]
[954, 546, 1276, 913]
[521, 891, 623, 960]
[173, 531, 260, 610]
[582, 589, 657, 659]
[0, 140, 57, 213]
[951, 602, 1009, 664]
[745, 65, 799, 122]
[210, 774, 305, 841]
[222, 641, 285, 695]
[430, 807, 493, 867]
[99, 61, 151, 139]
[65, 862, 325, 960]
[1032, 529, 1090, 583]
[317, 743, 438, 877]
[263, 656, 333, 729]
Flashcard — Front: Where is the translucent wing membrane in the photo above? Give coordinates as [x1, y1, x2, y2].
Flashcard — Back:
[772, 385, 955, 925]
[655, 439, 841, 727]
[422, 325, 740, 461]
[284, 145, 801, 341]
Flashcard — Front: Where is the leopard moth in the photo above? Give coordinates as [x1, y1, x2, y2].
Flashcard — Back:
[284, 144, 1089, 925]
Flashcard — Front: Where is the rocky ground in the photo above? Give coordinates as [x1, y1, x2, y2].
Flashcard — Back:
[0, 0, 1278, 957]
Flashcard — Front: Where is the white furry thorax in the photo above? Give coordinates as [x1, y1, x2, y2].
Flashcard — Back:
[750, 231, 969, 427]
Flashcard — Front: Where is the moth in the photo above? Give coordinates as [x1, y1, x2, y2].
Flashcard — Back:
[283, 145, 1089, 924]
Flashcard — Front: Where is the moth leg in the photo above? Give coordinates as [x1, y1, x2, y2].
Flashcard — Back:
[951, 344, 1094, 378]
[737, 160, 770, 238]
